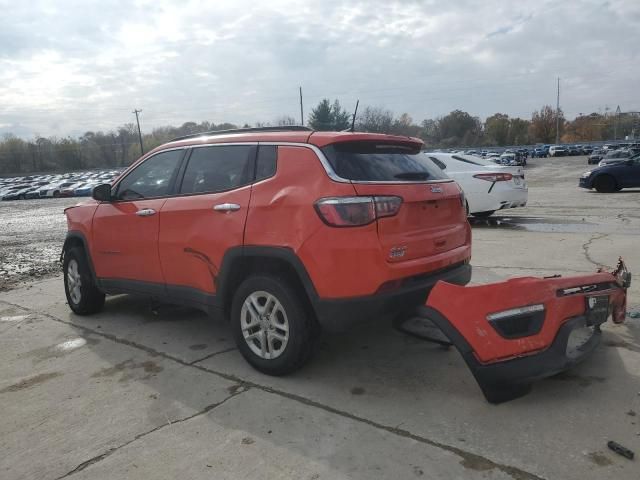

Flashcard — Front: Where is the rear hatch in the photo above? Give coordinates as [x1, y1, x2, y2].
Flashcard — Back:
[321, 141, 468, 263]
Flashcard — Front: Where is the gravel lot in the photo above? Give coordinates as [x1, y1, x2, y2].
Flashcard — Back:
[1, 155, 639, 480]
[0, 197, 77, 291]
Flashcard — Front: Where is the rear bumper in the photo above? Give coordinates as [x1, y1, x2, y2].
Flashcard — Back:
[415, 261, 630, 403]
[469, 186, 528, 213]
[314, 263, 472, 333]
[417, 307, 606, 403]
[471, 315, 600, 386]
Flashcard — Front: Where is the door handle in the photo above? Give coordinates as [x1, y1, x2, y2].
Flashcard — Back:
[213, 203, 241, 212]
[136, 208, 156, 217]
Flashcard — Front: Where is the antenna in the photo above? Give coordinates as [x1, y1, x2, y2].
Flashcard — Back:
[350, 99, 359, 132]
[299, 86, 304, 126]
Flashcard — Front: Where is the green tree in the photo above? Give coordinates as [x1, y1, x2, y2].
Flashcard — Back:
[508, 118, 530, 145]
[332, 100, 351, 130]
[438, 110, 481, 146]
[308, 99, 334, 130]
[484, 113, 510, 146]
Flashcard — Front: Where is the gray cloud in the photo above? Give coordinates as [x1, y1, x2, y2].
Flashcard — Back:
[0, 0, 638, 137]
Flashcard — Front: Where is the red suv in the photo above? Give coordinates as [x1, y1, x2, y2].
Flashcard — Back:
[62, 127, 472, 374]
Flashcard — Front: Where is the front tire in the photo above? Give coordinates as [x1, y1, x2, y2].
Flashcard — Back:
[231, 274, 317, 376]
[63, 247, 105, 315]
[594, 175, 616, 193]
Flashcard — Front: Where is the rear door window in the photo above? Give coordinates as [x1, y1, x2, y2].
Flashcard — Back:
[179, 145, 254, 194]
[322, 142, 447, 181]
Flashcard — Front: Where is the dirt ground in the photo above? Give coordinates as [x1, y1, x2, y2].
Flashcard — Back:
[0, 197, 77, 291]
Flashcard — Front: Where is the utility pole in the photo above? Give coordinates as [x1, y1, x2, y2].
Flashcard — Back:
[133, 109, 144, 155]
[299, 87, 304, 126]
[614, 105, 621, 140]
[555, 77, 560, 144]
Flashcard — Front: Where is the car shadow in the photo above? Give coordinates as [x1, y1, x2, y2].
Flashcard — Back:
[586, 189, 640, 194]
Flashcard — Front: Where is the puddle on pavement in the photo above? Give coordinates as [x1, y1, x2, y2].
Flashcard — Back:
[55, 338, 87, 352]
[1, 314, 31, 322]
[469, 216, 626, 234]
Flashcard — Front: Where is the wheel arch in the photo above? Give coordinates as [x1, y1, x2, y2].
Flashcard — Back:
[61, 231, 98, 283]
[217, 246, 319, 320]
[593, 173, 618, 191]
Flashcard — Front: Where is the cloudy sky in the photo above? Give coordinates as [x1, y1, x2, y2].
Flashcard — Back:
[0, 0, 638, 138]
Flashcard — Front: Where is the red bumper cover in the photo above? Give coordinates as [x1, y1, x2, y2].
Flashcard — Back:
[416, 259, 630, 403]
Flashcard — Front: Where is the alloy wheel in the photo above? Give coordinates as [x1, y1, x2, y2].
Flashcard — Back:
[66, 259, 82, 304]
[240, 290, 289, 360]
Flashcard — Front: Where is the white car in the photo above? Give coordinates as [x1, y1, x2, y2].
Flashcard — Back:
[548, 145, 567, 157]
[424, 153, 528, 217]
[37, 181, 77, 198]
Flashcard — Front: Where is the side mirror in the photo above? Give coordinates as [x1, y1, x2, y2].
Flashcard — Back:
[92, 183, 113, 201]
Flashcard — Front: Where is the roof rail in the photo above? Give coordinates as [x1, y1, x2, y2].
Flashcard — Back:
[170, 125, 313, 142]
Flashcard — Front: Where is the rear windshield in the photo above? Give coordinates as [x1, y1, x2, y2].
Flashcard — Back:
[322, 142, 448, 182]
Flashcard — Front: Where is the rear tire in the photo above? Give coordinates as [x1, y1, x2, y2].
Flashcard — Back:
[63, 247, 105, 315]
[471, 210, 495, 218]
[231, 274, 317, 376]
[594, 175, 616, 193]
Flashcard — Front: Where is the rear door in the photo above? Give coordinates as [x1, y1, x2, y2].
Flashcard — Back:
[321, 142, 467, 263]
[158, 144, 256, 300]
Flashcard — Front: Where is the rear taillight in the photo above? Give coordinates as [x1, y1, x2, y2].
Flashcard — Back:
[473, 173, 513, 182]
[374, 196, 403, 219]
[315, 196, 402, 227]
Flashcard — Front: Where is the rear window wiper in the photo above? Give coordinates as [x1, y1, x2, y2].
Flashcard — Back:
[394, 172, 431, 180]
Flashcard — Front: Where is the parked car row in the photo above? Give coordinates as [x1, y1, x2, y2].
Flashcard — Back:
[0, 169, 122, 201]
[588, 146, 640, 165]
[449, 142, 640, 160]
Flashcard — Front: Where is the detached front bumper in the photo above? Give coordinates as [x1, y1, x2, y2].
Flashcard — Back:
[415, 259, 630, 403]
